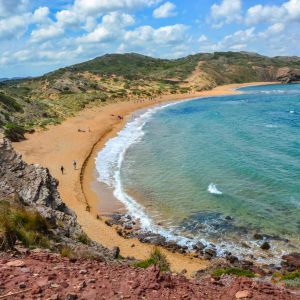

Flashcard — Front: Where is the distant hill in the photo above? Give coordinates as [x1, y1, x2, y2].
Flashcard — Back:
[1, 51, 300, 139]
[0, 77, 28, 82]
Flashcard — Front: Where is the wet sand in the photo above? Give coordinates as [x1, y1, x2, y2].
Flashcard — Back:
[13, 82, 275, 276]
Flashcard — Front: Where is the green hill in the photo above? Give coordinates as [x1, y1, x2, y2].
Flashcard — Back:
[1, 51, 300, 140]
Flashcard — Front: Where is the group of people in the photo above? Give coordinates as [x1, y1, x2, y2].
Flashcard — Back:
[60, 160, 77, 175]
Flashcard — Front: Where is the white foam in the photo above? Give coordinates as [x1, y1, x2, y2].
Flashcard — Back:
[95, 98, 201, 248]
[94, 96, 288, 264]
[208, 183, 223, 195]
[265, 124, 278, 128]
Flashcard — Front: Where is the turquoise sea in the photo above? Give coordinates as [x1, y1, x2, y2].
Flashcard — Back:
[96, 84, 300, 261]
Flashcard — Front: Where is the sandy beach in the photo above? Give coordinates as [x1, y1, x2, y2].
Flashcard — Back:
[13, 82, 275, 276]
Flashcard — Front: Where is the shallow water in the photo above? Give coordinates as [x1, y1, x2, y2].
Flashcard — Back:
[96, 84, 300, 261]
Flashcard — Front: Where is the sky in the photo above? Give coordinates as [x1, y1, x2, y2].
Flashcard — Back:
[0, 0, 300, 77]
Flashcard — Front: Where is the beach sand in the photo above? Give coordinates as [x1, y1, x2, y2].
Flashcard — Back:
[13, 82, 275, 276]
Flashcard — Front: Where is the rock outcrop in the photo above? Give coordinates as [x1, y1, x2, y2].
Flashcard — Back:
[276, 67, 300, 83]
[282, 253, 300, 271]
[0, 138, 113, 260]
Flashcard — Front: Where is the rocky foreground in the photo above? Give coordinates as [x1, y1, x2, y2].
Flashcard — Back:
[0, 251, 299, 300]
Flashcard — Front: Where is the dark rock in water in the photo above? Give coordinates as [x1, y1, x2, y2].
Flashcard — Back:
[253, 233, 264, 240]
[132, 231, 167, 245]
[282, 253, 300, 271]
[260, 242, 271, 250]
[225, 254, 239, 264]
[180, 212, 249, 239]
[193, 242, 205, 252]
[204, 248, 217, 260]
[123, 222, 133, 230]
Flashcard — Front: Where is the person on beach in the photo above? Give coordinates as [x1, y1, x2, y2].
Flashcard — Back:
[60, 165, 64, 175]
[72, 160, 77, 170]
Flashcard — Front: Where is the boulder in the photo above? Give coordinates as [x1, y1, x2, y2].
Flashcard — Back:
[260, 242, 271, 251]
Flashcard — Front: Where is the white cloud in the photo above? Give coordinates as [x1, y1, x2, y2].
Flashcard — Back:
[198, 34, 208, 42]
[211, 0, 242, 27]
[246, 5, 285, 25]
[56, 9, 80, 27]
[124, 24, 188, 48]
[202, 27, 255, 52]
[33, 7, 50, 23]
[283, 0, 300, 21]
[0, 0, 28, 17]
[73, 0, 160, 16]
[153, 2, 177, 18]
[0, 13, 30, 39]
[246, 0, 300, 25]
[30, 24, 64, 43]
[258, 23, 285, 39]
[78, 12, 135, 43]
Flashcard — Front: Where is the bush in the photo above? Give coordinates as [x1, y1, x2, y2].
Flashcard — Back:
[3, 122, 26, 141]
[60, 245, 74, 258]
[0, 93, 23, 112]
[0, 200, 50, 250]
[279, 270, 300, 288]
[212, 268, 255, 278]
[134, 247, 170, 272]
[77, 232, 90, 245]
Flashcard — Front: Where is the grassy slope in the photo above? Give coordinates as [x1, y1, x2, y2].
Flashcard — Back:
[0, 51, 300, 137]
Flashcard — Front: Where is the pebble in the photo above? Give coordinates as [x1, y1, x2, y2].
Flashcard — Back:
[20, 267, 30, 273]
[235, 290, 251, 299]
[78, 280, 87, 290]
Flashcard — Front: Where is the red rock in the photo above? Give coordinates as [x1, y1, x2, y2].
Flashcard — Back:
[6, 260, 25, 267]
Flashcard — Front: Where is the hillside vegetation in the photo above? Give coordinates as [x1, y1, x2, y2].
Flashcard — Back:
[1, 51, 300, 139]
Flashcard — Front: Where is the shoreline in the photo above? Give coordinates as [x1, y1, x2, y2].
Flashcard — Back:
[13, 82, 276, 276]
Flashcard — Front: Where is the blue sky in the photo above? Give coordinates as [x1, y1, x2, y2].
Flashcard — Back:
[0, 0, 300, 77]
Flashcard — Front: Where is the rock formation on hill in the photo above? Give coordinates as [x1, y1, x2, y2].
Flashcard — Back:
[276, 68, 300, 83]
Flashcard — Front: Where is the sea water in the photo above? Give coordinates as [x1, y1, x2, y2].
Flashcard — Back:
[96, 84, 300, 261]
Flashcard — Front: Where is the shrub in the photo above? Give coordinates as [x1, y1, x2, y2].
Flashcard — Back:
[0, 200, 50, 250]
[278, 270, 300, 288]
[212, 268, 255, 278]
[77, 232, 90, 245]
[134, 247, 170, 272]
[60, 245, 74, 258]
[3, 122, 26, 141]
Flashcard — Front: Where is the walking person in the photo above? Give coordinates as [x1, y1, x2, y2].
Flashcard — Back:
[72, 160, 77, 170]
[60, 165, 64, 175]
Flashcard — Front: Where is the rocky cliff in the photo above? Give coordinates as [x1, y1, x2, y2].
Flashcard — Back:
[0, 138, 113, 260]
[276, 67, 300, 83]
